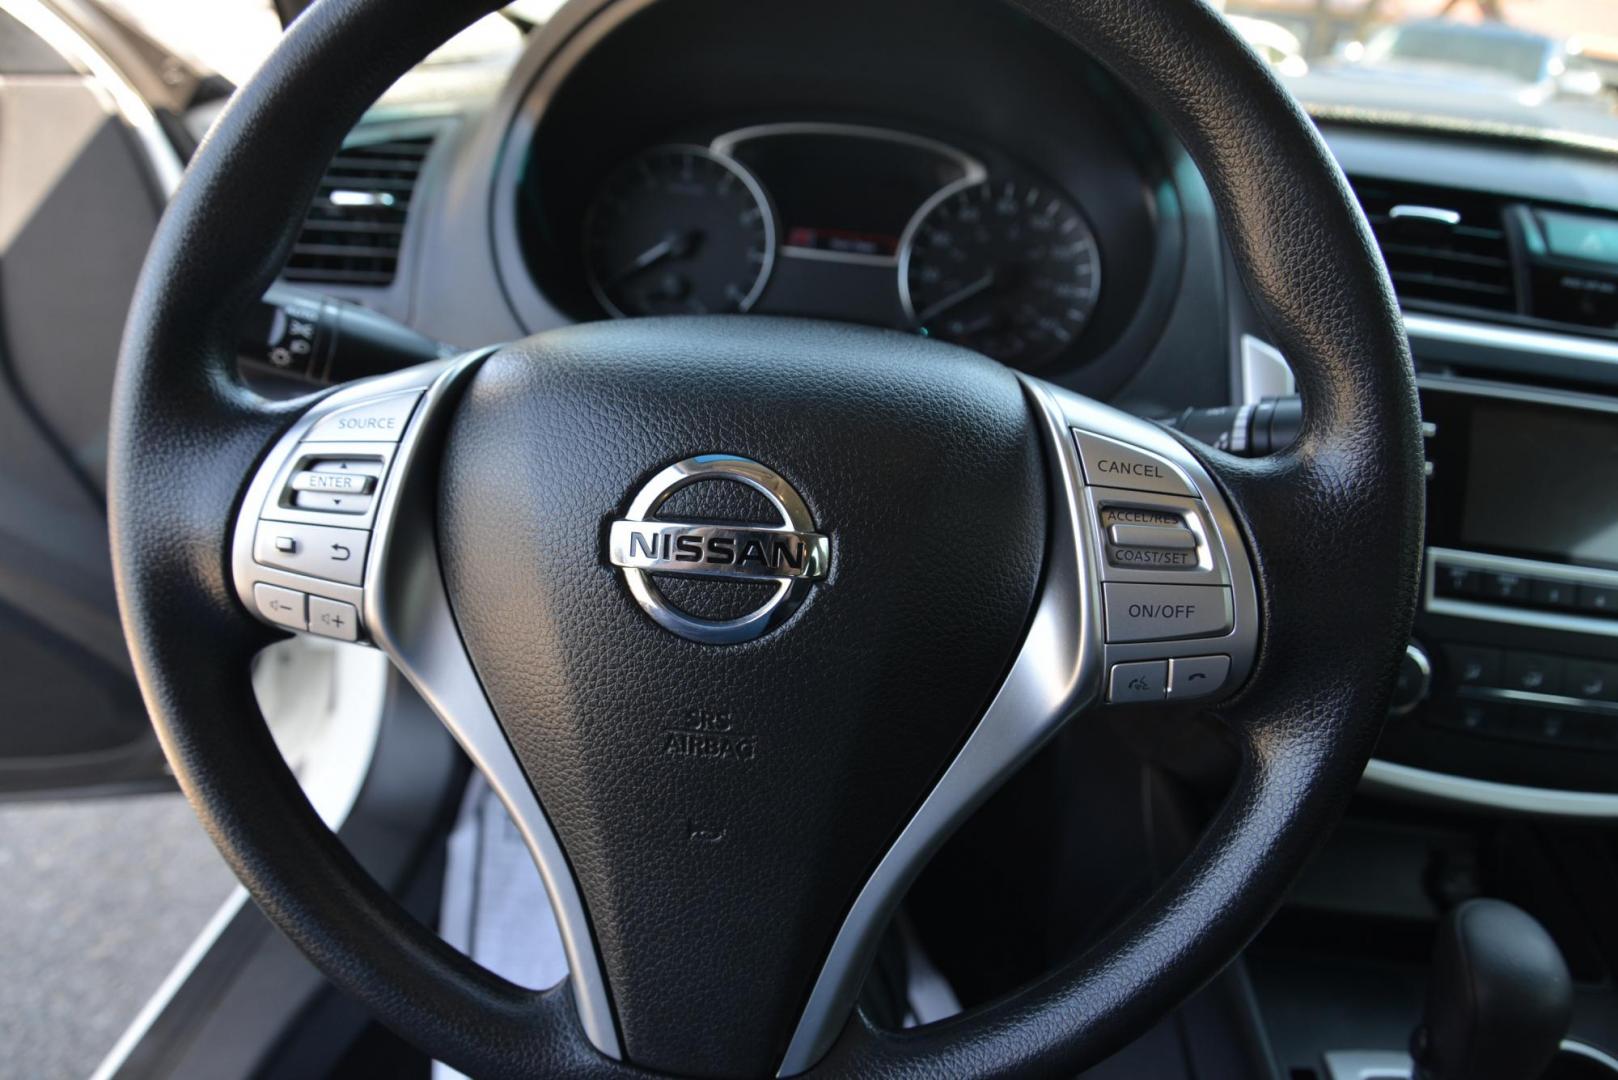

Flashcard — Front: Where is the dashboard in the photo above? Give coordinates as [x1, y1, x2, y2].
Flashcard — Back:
[489, 0, 1206, 399]
[292, 0, 1618, 817]
[561, 124, 1101, 369]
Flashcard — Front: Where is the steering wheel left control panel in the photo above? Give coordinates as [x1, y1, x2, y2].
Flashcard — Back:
[231, 363, 451, 643]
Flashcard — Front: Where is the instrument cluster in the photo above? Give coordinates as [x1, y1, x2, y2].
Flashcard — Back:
[572, 123, 1105, 370]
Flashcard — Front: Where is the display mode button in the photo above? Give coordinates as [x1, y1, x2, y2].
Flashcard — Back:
[1074, 430, 1196, 497]
[254, 521, 370, 586]
[1103, 583, 1233, 643]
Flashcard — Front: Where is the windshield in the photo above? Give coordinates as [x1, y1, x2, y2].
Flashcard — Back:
[1364, 23, 1548, 82]
[1223, 1, 1618, 143]
[92, 1, 1618, 148]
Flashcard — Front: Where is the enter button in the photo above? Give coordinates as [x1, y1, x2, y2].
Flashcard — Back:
[1104, 583, 1233, 643]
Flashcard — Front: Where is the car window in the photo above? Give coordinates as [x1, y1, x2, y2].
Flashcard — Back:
[1220, 0, 1618, 142]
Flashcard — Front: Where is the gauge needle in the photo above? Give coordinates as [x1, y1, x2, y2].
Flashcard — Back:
[612, 231, 697, 285]
[915, 272, 997, 324]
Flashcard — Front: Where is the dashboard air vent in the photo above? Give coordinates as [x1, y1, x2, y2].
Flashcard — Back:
[282, 136, 434, 287]
[1350, 179, 1517, 315]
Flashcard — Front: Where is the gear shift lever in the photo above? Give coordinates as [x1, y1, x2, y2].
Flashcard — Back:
[1412, 899, 1573, 1080]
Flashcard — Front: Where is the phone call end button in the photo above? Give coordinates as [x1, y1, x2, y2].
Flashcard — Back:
[1168, 655, 1231, 700]
[1104, 583, 1233, 643]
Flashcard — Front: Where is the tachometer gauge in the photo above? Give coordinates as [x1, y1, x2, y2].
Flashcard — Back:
[899, 175, 1101, 367]
[584, 145, 776, 318]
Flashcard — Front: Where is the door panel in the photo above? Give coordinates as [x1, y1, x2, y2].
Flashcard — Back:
[0, 4, 170, 796]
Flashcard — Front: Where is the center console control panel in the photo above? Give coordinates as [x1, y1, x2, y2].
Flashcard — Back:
[1379, 379, 1618, 793]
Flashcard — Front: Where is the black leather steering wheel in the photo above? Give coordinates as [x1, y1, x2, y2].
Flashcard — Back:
[109, 0, 1424, 1076]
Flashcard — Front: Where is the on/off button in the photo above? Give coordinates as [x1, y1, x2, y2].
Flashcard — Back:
[1103, 582, 1233, 642]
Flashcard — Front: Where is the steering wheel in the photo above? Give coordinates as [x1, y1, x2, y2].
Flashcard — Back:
[109, 0, 1424, 1076]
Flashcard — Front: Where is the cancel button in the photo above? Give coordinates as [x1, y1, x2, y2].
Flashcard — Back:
[1103, 583, 1233, 643]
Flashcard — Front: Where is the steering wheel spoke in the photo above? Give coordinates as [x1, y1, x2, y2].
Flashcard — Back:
[228, 349, 624, 1060]
[778, 375, 1262, 1072]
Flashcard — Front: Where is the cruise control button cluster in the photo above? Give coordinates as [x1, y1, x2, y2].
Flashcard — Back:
[1073, 425, 1251, 708]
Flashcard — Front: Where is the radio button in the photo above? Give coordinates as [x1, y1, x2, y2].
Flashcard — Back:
[1505, 652, 1563, 696]
[1434, 563, 1482, 598]
[1477, 571, 1531, 604]
[1445, 644, 1501, 688]
[1566, 660, 1618, 703]
[1513, 706, 1576, 745]
[1103, 583, 1233, 642]
[1440, 699, 1509, 737]
[1578, 584, 1618, 616]
[1530, 578, 1579, 610]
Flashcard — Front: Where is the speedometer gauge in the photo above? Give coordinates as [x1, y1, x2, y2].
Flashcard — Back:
[584, 145, 776, 318]
[899, 176, 1101, 367]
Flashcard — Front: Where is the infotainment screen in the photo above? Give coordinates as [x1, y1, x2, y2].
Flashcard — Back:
[1461, 403, 1618, 570]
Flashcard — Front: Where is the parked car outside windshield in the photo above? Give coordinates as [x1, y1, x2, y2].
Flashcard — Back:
[1225, 0, 1618, 141]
